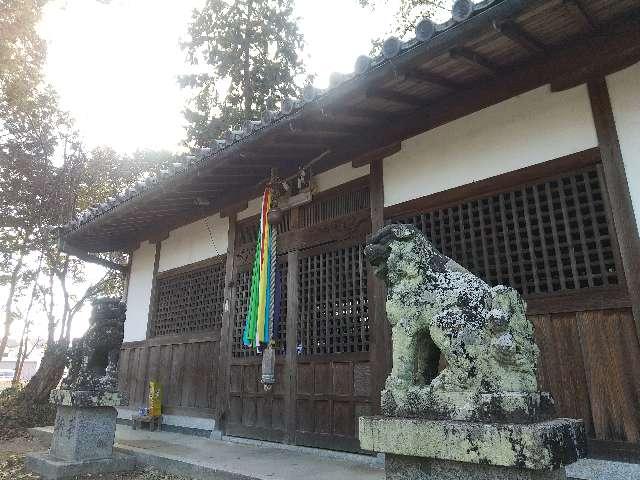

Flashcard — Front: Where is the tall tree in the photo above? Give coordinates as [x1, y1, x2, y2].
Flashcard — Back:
[0, 0, 61, 361]
[180, 0, 305, 147]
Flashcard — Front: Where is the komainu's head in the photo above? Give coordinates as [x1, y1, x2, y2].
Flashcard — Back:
[365, 223, 451, 288]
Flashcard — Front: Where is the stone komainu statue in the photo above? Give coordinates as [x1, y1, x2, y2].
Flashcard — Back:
[365, 224, 552, 422]
[61, 298, 126, 393]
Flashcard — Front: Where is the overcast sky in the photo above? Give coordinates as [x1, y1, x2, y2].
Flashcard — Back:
[38, 0, 415, 153]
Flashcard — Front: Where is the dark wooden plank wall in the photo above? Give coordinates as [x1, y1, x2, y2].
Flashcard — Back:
[119, 334, 220, 415]
[531, 308, 640, 444]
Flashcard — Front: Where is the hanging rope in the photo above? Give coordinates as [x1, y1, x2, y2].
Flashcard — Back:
[242, 187, 274, 348]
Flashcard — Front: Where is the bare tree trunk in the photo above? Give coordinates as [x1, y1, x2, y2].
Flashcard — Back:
[0, 253, 25, 360]
[22, 341, 68, 403]
[12, 325, 26, 386]
[13, 257, 41, 385]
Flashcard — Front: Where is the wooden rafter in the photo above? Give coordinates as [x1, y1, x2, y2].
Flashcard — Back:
[400, 70, 461, 91]
[449, 47, 500, 75]
[296, 120, 366, 136]
[493, 20, 547, 55]
[366, 88, 429, 108]
[563, 0, 596, 32]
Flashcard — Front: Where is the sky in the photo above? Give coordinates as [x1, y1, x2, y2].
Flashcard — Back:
[4, 0, 455, 354]
[38, 0, 412, 154]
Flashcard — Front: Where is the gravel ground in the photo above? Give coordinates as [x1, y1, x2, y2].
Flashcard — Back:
[0, 434, 190, 480]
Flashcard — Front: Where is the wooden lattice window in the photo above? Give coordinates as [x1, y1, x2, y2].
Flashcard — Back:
[300, 183, 369, 228]
[391, 166, 621, 295]
[236, 211, 291, 246]
[297, 242, 369, 355]
[153, 258, 226, 337]
[232, 259, 288, 357]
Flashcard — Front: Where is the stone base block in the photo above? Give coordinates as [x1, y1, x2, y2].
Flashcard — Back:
[385, 454, 567, 480]
[50, 389, 128, 407]
[51, 405, 117, 461]
[25, 451, 136, 480]
[359, 416, 585, 470]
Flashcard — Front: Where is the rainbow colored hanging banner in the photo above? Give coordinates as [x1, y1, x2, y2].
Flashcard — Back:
[243, 187, 276, 349]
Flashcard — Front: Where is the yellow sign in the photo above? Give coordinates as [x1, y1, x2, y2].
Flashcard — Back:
[148, 381, 162, 417]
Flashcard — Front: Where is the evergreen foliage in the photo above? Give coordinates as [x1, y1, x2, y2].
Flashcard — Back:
[180, 0, 305, 147]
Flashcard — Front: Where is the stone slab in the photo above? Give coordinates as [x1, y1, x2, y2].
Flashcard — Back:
[50, 389, 128, 407]
[25, 451, 136, 480]
[359, 416, 586, 470]
[385, 454, 568, 480]
[51, 405, 117, 461]
[382, 390, 556, 423]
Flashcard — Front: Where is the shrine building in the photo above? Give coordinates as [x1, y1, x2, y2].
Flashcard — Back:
[59, 0, 640, 462]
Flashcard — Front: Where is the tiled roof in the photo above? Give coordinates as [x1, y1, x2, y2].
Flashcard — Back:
[60, 0, 499, 235]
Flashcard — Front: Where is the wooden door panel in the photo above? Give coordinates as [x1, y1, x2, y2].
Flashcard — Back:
[226, 359, 288, 442]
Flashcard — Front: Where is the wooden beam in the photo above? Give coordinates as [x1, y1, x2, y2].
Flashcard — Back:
[216, 213, 236, 427]
[284, 248, 299, 442]
[273, 133, 334, 145]
[368, 158, 388, 413]
[400, 70, 461, 91]
[587, 78, 640, 336]
[220, 201, 249, 218]
[326, 104, 402, 121]
[352, 143, 401, 168]
[449, 47, 500, 75]
[235, 152, 298, 162]
[493, 20, 547, 55]
[60, 242, 129, 273]
[563, 0, 596, 32]
[366, 88, 429, 108]
[297, 120, 366, 136]
[145, 241, 162, 339]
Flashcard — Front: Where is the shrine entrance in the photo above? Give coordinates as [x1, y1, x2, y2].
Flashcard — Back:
[225, 178, 376, 452]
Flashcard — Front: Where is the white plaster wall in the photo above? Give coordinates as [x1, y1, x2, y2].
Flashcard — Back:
[237, 162, 370, 219]
[606, 62, 640, 231]
[383, 85, 599, 207]
[124, 241, 156, 342]
[158, 213, 229, 273]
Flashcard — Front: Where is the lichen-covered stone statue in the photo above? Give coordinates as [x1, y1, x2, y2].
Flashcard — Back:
[365, 224, 547, 421]
[27, 298, 134, 479]
[359, 224, 585, 479]
[60, 298, 125, 393]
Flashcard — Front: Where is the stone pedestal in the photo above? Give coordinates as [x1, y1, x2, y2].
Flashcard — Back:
[359, 416, 586, 480]
[50, 405, 118, 461]
[26, 389, 135, 479]
[384, 454, 568, 480]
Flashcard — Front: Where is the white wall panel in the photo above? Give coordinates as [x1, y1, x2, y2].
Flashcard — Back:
[383, 85, 598, 207]
[606, 62, 640, 231]
[124, 241, 155, 342]
[158, 213, 228, 273]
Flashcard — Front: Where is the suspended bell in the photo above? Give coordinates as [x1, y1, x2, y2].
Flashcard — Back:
[268, 206, 283, 226]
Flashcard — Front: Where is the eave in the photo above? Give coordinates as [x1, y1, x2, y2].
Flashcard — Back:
[60, 0, 640, 253]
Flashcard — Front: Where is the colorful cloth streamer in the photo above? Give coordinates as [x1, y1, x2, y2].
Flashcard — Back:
[243, 188, 277, 349]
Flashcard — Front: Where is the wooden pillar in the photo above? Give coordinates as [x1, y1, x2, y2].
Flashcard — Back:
[145, 241, 162, 339]
[285, 248, 299, 443]
[588, 78, 640, 334]
[216, 213, 237, 428]
[368, 158, 390, 412]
